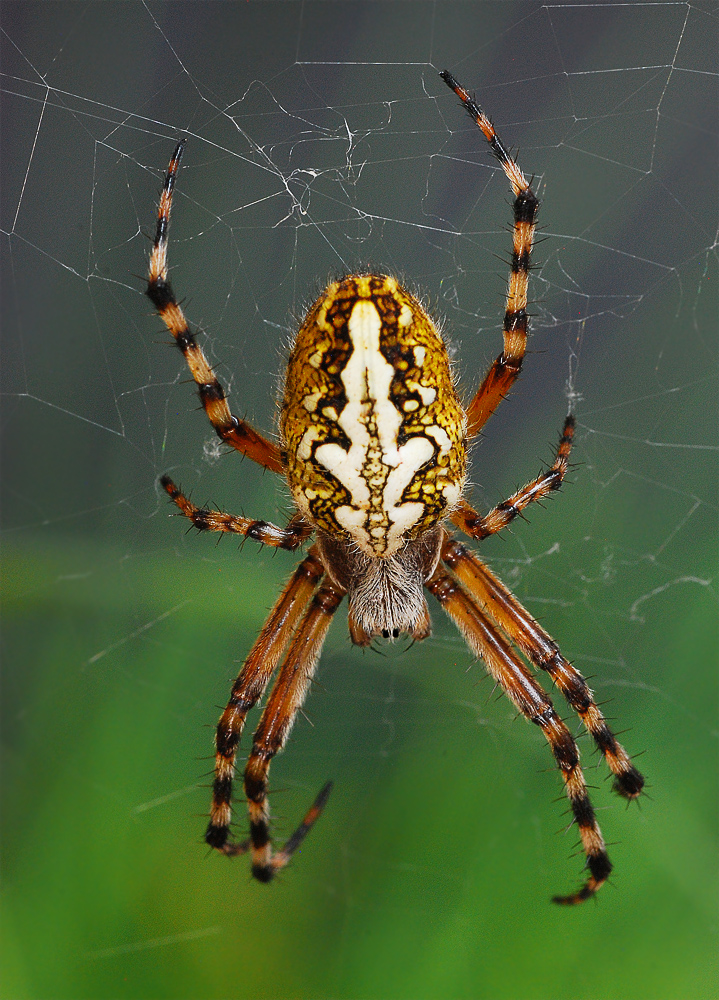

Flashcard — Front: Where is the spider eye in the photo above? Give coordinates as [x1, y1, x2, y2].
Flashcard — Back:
[381, 629, 390, 639]
[392, 628, 400, 638]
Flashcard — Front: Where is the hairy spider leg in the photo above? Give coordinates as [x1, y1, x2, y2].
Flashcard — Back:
[426, 564, 611, 904]
[451, 415, 575, 541]
[441, 536, 644, 802]
[205, 549, 326, 852]
[440, 70, 538, 438]
[146, 139, 283, 473]
[160, 475, 312, 550]
[242, 579, 345, 880]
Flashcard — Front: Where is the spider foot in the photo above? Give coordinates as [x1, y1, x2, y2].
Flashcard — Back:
[612, 765, 645, 800]
[204, 819, 251, 856]
[249, 780, 334, 882]
[552, 852, 612, 906]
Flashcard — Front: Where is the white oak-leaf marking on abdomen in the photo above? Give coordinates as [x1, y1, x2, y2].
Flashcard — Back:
[309, 300, 433, 556]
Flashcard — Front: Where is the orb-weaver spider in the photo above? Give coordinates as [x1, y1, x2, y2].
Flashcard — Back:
[146, 70, 644, 904]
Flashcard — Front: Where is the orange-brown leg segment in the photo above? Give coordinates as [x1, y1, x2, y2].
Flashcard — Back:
[441, 535, 644, 802]
[426, 564, 611, 904]
[440, 71, 539, 438]
[205, 548, 326, 853]
[146, 140, 283, 474]
[242, 578, 345, 881]
[452, 415, 575, 541]
[160, 475, 312, 550]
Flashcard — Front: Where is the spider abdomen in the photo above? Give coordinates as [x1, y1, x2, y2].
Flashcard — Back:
[281, 275, 466, 558]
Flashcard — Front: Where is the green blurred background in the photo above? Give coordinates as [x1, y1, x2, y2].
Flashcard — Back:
[2, 3, 717, 999]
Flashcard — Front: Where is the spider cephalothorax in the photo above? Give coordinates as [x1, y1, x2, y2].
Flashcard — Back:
[315, 526, 442, 644]
[147, 70, 644, 904]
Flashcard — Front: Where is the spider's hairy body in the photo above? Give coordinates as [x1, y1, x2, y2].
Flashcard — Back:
[148, 69, 644, 906]
[281, 275, 466, 559]
[281, 274, 465, 642]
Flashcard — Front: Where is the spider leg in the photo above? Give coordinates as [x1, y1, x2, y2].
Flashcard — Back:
[426, 563, 611, 904]
[146, 140, 283, 473]
[452, 415, 574, 541]
[242, 578, 345, 881]
[160, 475, 312, 550]
[440, 71, 539, 438]
[205, 548, 326, 852]
[440, 534, 644, 801]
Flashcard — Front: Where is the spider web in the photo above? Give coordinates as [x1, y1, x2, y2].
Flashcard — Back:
[1, 3, 717, 997]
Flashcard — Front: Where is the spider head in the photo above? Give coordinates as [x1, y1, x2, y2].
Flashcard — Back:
[317, 528, 442, 646]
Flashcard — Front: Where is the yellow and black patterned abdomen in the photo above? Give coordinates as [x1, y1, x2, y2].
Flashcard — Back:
[281, 275, 466, 557]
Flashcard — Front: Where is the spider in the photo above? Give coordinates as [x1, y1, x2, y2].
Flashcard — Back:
[146, 70, 644, 904]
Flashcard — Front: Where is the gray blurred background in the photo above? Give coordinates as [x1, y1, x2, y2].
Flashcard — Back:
[2, 4, 717, 999]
